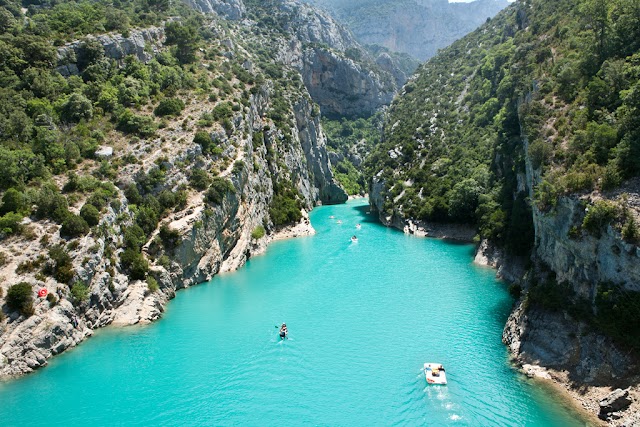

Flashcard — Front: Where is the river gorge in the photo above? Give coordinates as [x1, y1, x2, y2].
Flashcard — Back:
[0, 200, 587, 426]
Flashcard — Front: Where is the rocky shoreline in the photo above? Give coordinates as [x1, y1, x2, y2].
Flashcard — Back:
[0, 213, 317, 381]
[474, 240, 640, 426]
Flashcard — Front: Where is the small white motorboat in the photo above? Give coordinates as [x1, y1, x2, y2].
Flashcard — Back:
[355, 224, 361, 229]
[350, 236, 358, 243]
[336, 220, 342, 224]
[424, 363, 447, 385]
[329, 215, 335, 219]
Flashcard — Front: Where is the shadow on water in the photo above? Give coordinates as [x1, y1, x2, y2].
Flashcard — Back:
[352, 202, 477, 251]
[352, 202, 380, 225]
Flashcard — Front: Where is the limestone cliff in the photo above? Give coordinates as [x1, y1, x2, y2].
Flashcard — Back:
[183, 0, 246, 19]
[56, 27, 165, 77]
[302, 0, 509, 60]
[364, 0, 640, 420]
[248, 0, 400, 118]
[500, 102, 640, 382]
[0, 5, 349, 379]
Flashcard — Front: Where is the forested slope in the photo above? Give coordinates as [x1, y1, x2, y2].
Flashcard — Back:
[0, 0, 401, 378]
[367, 0, 640, 367]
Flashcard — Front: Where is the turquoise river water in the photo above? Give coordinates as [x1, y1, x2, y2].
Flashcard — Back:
[0, 200, 587, 426]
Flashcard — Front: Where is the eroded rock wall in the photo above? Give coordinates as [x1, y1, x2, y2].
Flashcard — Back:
[183, 0, 245, 19]
[268, 0, 399, 118]
[0, 82, 345, 380]
[56, 27, 165, 76]
[500, 99, 640, 398]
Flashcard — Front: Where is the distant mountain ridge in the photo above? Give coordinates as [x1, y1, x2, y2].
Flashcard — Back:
[301, 0, 509, 60]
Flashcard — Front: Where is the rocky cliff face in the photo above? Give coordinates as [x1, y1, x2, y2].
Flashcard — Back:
[183, 0, 246, 19]
[252, 0, 400, 118]
[56, 27, 165, 77]
[0, 2, 352, 378]
[302, 0, 509, 60]
[297, 47, 395, 118]
[533, 196, 640, 297]
[496, 101, 640, 424]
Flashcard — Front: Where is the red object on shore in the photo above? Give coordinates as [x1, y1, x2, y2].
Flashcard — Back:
[38, 288, 48, 298]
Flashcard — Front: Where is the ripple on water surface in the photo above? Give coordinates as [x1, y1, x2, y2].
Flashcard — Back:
[0, 200, 587, 426]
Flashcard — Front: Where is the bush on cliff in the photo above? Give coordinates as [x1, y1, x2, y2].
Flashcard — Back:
[251, 225, 265, 239]
[189, 169, 211, 190]
[70, 282, 89, 306]
[80, 204, 100, 227]
[159, 224, 181, 250]
[0, 212, 23, 235]
[269, 184, 302, 226]
[6, 282, 34, 317]
[0, 188, 28, 215]
[146, 276, 159, 293]
[46, 245, 75, 284]
[116, 109, 157, 137]
[193, 131, 213, 154]
[582, 200, 619, 237]
[120, 248, 149, 280]
[206, 178, 235, 205]
[595, 284, 640, 350]
[60, 213, 90, 238]
[154, 98, 185, 117]
[124, 225, 147, 252]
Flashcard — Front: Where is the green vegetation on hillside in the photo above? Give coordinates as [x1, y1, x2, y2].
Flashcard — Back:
[323, 114, 381, 195]
[0, 0, 330, 303]
[366, 0, 640, 350]
[367, 0, 640, 256]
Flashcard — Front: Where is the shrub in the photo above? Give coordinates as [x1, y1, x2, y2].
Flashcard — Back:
[124, 226, 147, 253]
[582, 200, 619, 237]
[0, 188, 27, 215]
[48, 245, 75, 284]
[120, 248, 149, 280]
[0, 212, 23, 234]
[206, 178, 235, 205]
[60, 214, 90, 238]
[158, 255, 171, 269]
[528, 280, 572, 312]
[508, 284, 522, 299]
[595, 284, 640, 350]
[528, 139, 551, 169]
[194, 130, 213, 149]
[534, 179, 560, 212]
[622, 216, 639, 243]
[117, 109, 157, 137]
[233, 160, 245, 175]
[80, 204, 100, 226]
[159, 224, 181, 249]
[86, 189, 113, 210]
[154, 98, 185, 117]
[124, 183, 143, 205]
[6, 282, 34, 317]
[251, 225, 265, 240]
[157, 190, 177, 211]
[270, 190, 302, 226]
[34, 184, 69, 222]
[70, 282, 89, 305]
[448, 178, 480, 223]
[46, 292, 58, 307]
[189, 169, 211, 190]
[211, 102, 233, 120]
[59, 93, 93, 123]
[147, 276, 159, 293]
[135, 203, 161, 235]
